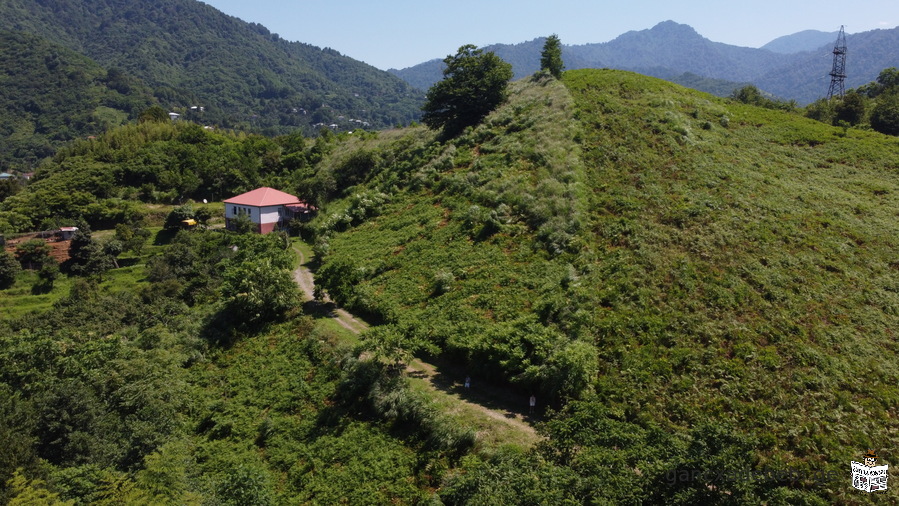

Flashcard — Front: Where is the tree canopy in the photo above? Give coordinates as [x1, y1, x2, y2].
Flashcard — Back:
[421, 45, 513, 137]
[540, 34, 564, 78]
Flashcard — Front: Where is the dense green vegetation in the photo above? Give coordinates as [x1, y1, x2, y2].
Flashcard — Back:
[0, 228, 483, 503]
[422, 45, 514, 138]
[0, 30, 156, 172]
[0, 121, 345, 233]
[4, 68, 899, 503]
[805, 67, 899, 136]
[307, 70, 899, 502]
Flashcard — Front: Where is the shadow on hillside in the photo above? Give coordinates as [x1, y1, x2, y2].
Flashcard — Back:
[153, 228, 177, 245]
[411, 355, 543, 423]
[301, 299, 344, 321]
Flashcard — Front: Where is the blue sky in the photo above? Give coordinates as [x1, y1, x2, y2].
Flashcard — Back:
[200, 0, 898, 70]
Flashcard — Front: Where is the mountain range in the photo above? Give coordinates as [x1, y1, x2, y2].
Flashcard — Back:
[389, 21, 899, 104]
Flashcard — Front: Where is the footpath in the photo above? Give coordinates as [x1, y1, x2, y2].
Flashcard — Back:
[292, 244, 540, 445]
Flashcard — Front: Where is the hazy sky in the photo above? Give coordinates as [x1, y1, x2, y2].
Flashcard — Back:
[200, 0, 898, 70]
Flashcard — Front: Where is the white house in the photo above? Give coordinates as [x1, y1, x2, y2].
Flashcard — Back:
[223, 187, 316, 234]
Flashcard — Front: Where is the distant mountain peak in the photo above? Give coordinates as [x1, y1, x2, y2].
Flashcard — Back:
[651, 20, 700, 34]
[614, 20, 706, 44]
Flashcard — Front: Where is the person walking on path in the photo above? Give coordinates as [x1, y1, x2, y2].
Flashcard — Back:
[529, 394, 536, 414]
[464, 376, 471, 389]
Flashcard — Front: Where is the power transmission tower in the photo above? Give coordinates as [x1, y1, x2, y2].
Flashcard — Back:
[827, 26, 847, 99]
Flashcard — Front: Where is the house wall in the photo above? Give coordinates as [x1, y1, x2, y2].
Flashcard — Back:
[259, 205, 284, 225]
[224, 203, 288, 234]
[225, 203, 260, 223]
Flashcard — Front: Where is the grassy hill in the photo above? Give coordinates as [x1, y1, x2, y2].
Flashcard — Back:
[307, 69, 899, 502]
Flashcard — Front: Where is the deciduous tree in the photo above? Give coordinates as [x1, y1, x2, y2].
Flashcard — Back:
[421, 45, 513, 137]
[0, 250, 21, 289]
[870, 91, 899, 136]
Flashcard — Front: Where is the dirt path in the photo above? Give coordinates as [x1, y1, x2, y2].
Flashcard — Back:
[291, 245, 540, 442]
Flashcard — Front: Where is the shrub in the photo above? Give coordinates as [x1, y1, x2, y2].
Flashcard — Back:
[14, 239, 52, 270]
[163, 204, 195, 230]
[431, 269, 455, 296]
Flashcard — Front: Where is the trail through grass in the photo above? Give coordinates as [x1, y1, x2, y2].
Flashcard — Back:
[292, 239, 540, 446]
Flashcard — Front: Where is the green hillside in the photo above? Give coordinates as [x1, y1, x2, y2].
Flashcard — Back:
[0, 30, 156, 172]
[308, 69, 899, 502]
[3, 69, 899, 503]
[0, 0, 423, 134]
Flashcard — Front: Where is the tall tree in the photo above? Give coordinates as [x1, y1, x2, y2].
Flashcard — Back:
[421, 45, 513, 137]
[540, 34, 564, 79]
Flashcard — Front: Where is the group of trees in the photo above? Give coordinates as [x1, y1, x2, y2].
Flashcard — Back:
[421, 35, 563, 137]
[805, 67, 899, 135]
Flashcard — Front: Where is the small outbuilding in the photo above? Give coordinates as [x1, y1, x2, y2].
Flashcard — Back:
[58, 227, 79, 240]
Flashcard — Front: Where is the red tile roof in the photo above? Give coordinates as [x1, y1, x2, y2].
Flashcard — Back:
[223, 187, 301, 207]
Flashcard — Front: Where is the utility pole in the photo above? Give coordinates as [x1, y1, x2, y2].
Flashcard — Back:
[827, 26, 847, 99]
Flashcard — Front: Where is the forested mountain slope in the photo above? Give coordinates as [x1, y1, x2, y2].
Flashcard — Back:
[0, 0, 423, 134]
[0, 30, 156, 172]
[761, 29, 839, 54]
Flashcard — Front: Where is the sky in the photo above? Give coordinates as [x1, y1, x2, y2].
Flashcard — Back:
[200, 0, 898, 70]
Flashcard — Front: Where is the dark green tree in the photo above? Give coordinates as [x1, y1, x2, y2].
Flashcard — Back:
[35, 257, 60, 292]
[164, 204, 195, 230]
[858, 67, 899, 98]
[194, 206, 214, 226]
[877, 67, 899, 89]
[68, 225, 115, 279]
[421, 45, 513, 137]
[0, 250, 20, 289]
[220, 258, 299, 326]
[540, 34, 564, 78]
[230, 213, 255, 235]
[834, 92, 867, 126]
[115, 223, 151, 255]
[14, 239, 52, 270]
[0, 178, 22, 204]
[138, 105, 169, 123]
[870, 92, 899, 136]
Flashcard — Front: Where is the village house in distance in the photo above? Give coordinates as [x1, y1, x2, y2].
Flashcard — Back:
[223, 187, 316, 234]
